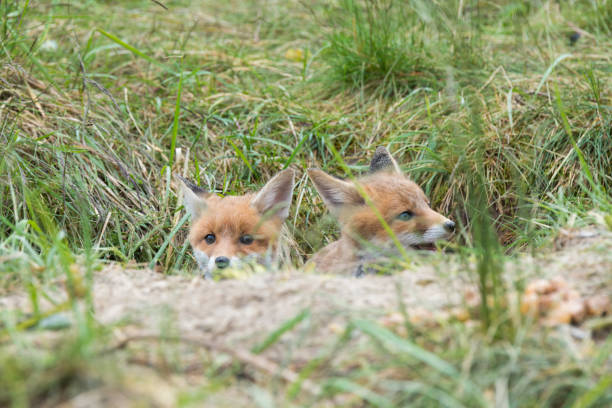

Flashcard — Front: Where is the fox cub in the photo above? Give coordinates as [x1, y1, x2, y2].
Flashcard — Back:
[308, 147, 455, 274]
[179, 169, 295, 278]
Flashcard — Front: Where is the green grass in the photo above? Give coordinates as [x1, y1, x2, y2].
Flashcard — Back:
[321, 0, 440, 95]
[1, 0, 611, 406]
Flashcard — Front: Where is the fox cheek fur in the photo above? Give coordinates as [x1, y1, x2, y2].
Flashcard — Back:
[179, 169, 295, 278]
[192, 249, 213, 279]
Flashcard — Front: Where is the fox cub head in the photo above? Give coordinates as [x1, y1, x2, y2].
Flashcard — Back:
[308, 147, 454, 255]
[179, 169, 294, 278]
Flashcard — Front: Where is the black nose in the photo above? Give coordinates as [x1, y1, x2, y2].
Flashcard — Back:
[443, 221, 455, 233]
[215, 256, 230, 269]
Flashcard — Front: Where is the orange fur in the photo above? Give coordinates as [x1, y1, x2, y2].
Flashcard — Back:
[341, 173, 439, 238]
[308, 148, 454, 274]
[188, 194, 282, 259]
[180, 169, 294, 277]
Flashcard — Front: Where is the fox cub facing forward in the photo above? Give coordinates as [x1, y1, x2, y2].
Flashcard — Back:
[179, 169, 294, 278]
[308, 147, 455, 274]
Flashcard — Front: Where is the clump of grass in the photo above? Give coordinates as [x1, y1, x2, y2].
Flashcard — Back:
[0, 335, 100, 407]
[321, 0, 439, 95]
[562, 0, 612, 35]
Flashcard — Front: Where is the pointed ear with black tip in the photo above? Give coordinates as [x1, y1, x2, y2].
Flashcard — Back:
[369, 146, 401, 173]
[177, 175, 209, 219]
[307, 168, 364, 214]
[251, 169, 295, 221]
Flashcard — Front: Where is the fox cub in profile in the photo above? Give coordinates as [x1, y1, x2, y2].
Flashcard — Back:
[308, 147, 455, 274]
[179, 169, 294, 279]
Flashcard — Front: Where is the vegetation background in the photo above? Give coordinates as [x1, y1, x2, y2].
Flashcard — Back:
[0, 0, 610, 406]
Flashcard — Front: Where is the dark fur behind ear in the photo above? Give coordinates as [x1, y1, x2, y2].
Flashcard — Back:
[176, 175, 207, 195]
[369, 146, 400, 173]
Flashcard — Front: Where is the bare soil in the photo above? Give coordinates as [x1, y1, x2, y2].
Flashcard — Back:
[2, 228, 610, 407]
[4, 229, 611, 351]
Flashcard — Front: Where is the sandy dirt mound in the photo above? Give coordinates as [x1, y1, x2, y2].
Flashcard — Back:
[3, 229, 610, 361]
[99, 231, 611, 339]
[1, 229, 610, 407]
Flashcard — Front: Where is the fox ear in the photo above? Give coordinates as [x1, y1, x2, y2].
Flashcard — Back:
[369, 146, 400, 173]
[251, 169, 295, 220]
[308, 168, 364, 213]
[177, 175, 209, 219]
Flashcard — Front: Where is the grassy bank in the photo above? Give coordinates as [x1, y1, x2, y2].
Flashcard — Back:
[1, 0, 611, 406]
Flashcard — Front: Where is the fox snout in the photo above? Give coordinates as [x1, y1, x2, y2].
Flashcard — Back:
[444, 220, 455, 233]
[418, 210, 455, 238]
[394, 212, 455, 252]
[214, 256, 230, 269]
[418, 218, 455, 244]
[193, 250, 254, 279]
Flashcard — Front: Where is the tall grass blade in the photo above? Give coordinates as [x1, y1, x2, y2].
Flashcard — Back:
[97, 29, 173, 73]
[325, 378, 394, 408]
[169, 65, 183, 168]
[571, 375, 612, 408]
[252, 309, 310, 354]
[534, 54, 572, 95]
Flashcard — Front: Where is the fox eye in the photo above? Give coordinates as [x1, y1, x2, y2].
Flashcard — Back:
[239, 234, 254, 245]
[397, 211, 414, 221]
[204, 234, 216, 244]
